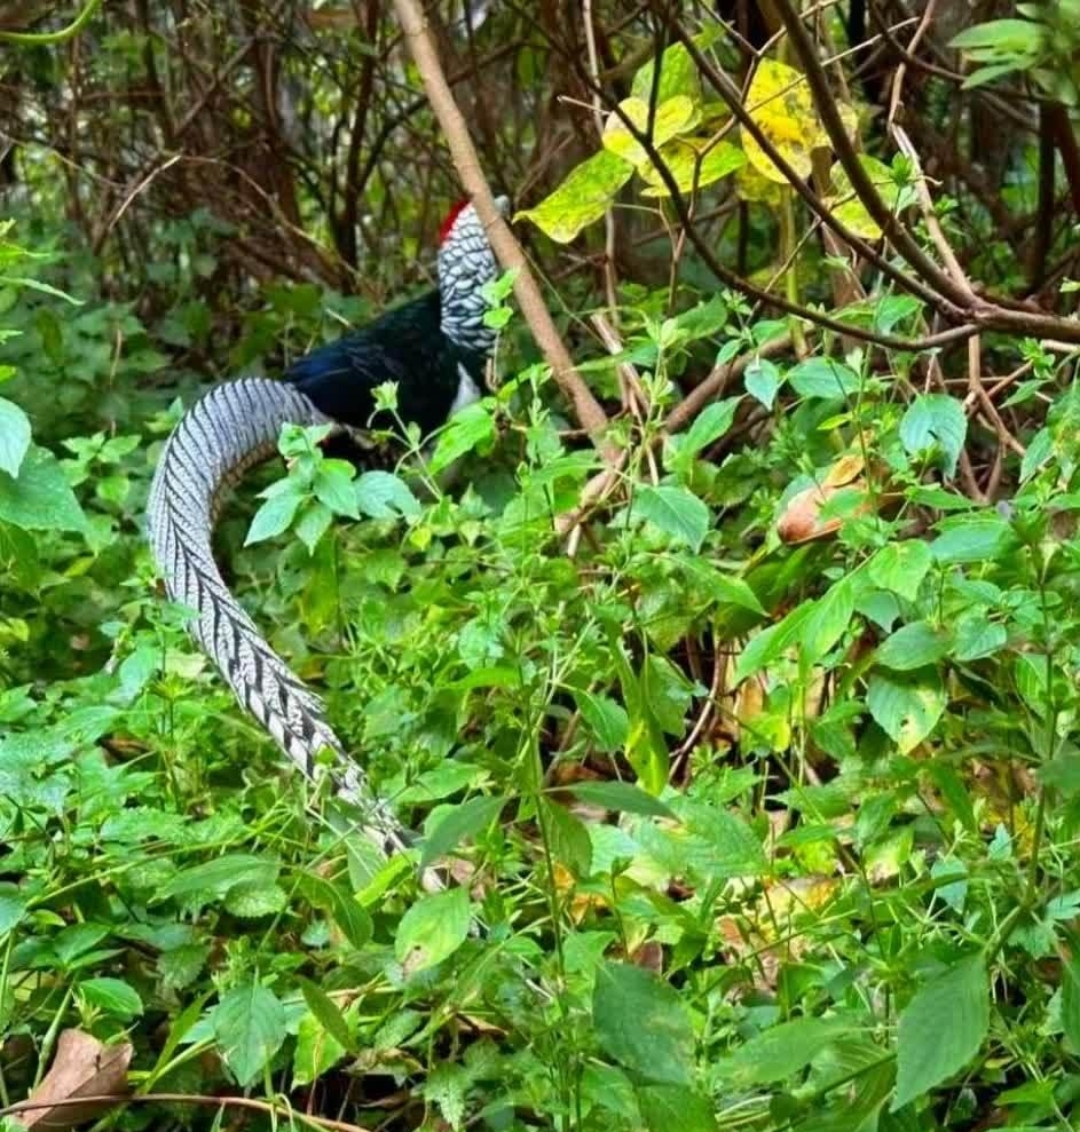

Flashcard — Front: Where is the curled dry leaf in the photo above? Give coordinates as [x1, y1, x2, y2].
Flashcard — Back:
[776, 454, 875, 544]
[15, 1028, 132, 1130]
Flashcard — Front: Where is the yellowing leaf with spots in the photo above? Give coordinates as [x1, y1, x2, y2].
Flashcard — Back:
[602, 95, 698, 168]
[741, 59, 826, 184]
[735, 159, 787, 207]
[639, 137, 747, 197]
[515, 149, 633, 243]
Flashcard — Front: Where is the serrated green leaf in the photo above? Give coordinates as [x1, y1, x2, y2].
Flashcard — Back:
[632, 484, 711, 551]
[893, 954, 988, 1110]
[226, 882, 288, 918]
[314, 465, 359, 518]
[213, 981, 287, 1086]
[79, 976, 143, 1020]
[355, 469, 420, 519]
[245, 488, 303, 545]
[867, 669, 946, 754]
[0, 445, 86, 532]
[868, 541, 932, 602]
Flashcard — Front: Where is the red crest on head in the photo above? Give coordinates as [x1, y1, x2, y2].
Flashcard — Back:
[438, 198, 470, 244]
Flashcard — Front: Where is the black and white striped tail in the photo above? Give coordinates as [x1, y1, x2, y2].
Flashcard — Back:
[146, 378, 414, 861]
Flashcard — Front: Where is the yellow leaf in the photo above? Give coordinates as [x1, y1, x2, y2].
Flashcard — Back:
[735, 161, 787, 207]
[741, 58, 825, 184]
[515, 149, 633, 243]
[825, 155, 910, 241]
[638, 137, 747, 197]
[602, 95, 698, 168]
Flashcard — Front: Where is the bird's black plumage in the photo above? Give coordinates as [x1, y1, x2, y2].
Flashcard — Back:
[285, 289, 488, 438]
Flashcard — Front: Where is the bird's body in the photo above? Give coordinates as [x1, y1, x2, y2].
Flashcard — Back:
[146, 198, 505, 870]
[286, 289, 487, 437]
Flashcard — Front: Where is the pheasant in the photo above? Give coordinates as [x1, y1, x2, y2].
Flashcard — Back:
[147, 197, 506, 867]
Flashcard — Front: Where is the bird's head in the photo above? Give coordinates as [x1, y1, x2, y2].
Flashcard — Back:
[437, 195, 509, 356]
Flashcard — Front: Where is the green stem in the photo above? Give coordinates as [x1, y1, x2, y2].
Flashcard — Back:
[0, 0, 103, 43]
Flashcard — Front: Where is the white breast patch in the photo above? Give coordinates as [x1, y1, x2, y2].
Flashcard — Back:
[450, 363, 482, 417]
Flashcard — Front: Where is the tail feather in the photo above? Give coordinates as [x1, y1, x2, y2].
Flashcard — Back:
[146, 377, 411, 857]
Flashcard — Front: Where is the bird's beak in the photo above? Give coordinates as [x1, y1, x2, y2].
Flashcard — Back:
[493, 195, 511, 216]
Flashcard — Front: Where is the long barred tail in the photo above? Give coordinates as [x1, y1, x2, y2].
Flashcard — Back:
[146, 378, 413, 859]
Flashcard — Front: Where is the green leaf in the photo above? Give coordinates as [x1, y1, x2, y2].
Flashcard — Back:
[876, 621, 950, 671]
[542, 798, 593, 876]
[213, 981, 287, 1087]
[0, 397, 31, 477]
[632, 484, 711, 551]
[893, 954, 988, 1110]
[801, 576, 856, 665]
[788, 358, 860, 400]
[930, 516, 1015, 564]
[0, 445, 86, 532]
[0, 884, 27, 936]
[674, 296, 728, 341]
[718, 1017, 855, 1085]
[293, 872, 372, 950]
[1061, 937, 1080, 1051]
[355, 470, 420, 519]
[900, 394, 967, 477]
[395, 887, 471, 973]
[79, 977, 144, 1020]
[515, 149, 634, 243]
[564, 780, 677, 819]
[593, 961, 695, 1085]
[745, 357, 781, 409]
[245, 488, 303, 545]
[299, 978, 354, 1053]
[293, 1009, 347, 1087]
[421, 794, 504, 867]
[576, 691, 630, 753]
[682, 398, 740, 458]
[294, 501, 333, 553]
[637, 1085, 718, 1132]
[685, 804, 768, 877]
[160, 854, 279, 901]
[428, 401, 496, 475]
[314, 465, 360, 518]
[734, 602, 814, 682]
[868, 541, 932, 602]
[867, 669, 946, 754]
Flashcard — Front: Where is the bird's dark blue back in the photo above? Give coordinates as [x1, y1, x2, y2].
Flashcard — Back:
[285, 290, 485, 438]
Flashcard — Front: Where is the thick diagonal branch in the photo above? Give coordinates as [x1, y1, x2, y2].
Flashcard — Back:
[391, 0, 614, 456]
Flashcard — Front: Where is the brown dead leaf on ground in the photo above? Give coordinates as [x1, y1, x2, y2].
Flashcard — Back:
[14, 1028, 131, 1130]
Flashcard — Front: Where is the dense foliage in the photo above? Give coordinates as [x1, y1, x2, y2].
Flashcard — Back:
[3, 1, 1080, 1130]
